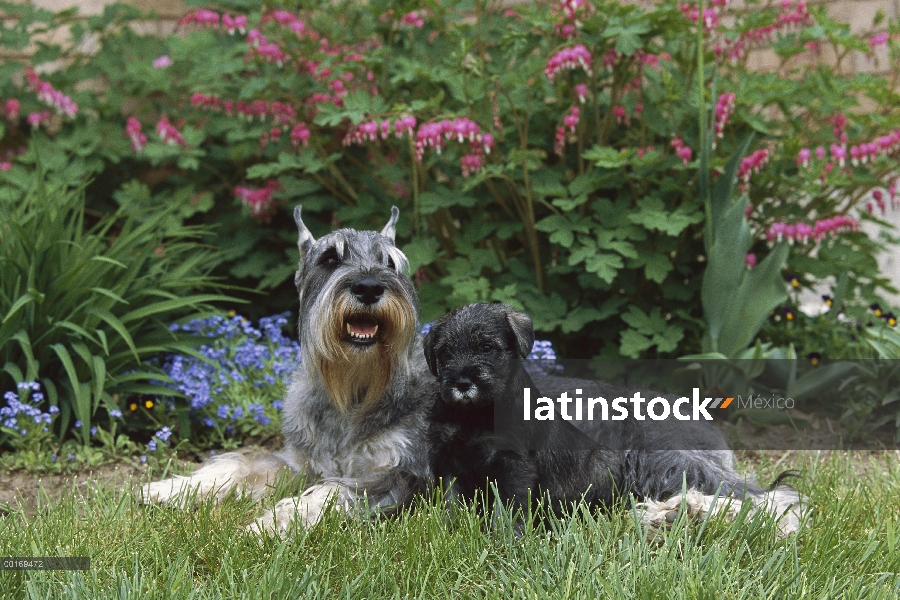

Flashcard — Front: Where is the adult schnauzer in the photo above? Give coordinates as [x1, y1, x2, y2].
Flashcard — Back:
[424, 302, 806, 538]
[141, 206, 432, 535]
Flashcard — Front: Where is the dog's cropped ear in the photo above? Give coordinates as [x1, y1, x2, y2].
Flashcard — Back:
[294, 205, 315, 260]
[422, 322, 442, 376]
[380, 206, 400, 242]
[505, 309, 534, 359]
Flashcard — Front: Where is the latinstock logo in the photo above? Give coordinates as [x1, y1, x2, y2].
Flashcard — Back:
[522, 388, 734, 422]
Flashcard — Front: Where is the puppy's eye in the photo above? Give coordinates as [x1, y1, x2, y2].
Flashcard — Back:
[319, 250, 340, 269]
[386, 256, 396, 271]
[480, 343, 494, 354]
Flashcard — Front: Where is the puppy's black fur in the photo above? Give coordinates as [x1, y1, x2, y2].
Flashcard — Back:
[424, 302, 621, 516]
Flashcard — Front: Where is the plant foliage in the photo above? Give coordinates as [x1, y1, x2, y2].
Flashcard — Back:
[0, 176, 233, 443]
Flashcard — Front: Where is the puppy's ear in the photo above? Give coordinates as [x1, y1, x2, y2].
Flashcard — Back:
[381, 206, 400, 242]
[294, 205, 315, 259]
[422, 321, 442, 376]
[506, 309, 534, 359]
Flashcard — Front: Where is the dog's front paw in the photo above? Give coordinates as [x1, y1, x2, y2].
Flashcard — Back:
[297, 482, 351, 527]
[247, 483, 350, 537]
[248, 496, 301, 536]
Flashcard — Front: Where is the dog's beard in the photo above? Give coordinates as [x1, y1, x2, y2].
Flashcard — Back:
[308, 289, 416, 413]
[449, 385, 480, 403]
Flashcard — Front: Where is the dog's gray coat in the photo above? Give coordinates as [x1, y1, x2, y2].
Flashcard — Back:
[424, 302, 807, 537]
[141, 207, 432, 534]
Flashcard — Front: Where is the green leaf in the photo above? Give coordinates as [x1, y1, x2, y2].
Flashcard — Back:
[90, 256, 128, 269]
[551, 194, 589, 212]
[605, 13, 651, 56]
[620, 307, 683, 356]
[418, 190, 478, 215]
[628, 197, 703, 237]
[119, 294, 230, 323]
[531, 171, 568, 198]
[507, 148, 546, 170]
[3, 362, 25, 384]
[87, 308, 138, 361]
[52, 320, 101, 346]
[702, 206, 791, 357]
[707, 135, 754, 252]
[568, 238, 596, 266]
[584, 253, 623, 284]
[246, 152, 306, 179]
[50, 343, 91, 441]
[91, 355, 106, 411]
[620, 329, 653, 358]
[596, 232, 638, 259]
[3, 294, 33, 324]
[583, 146, 628, 169]
[313, 90, 389, 126]
[622, 306, 658, 334]
[90, 287, 129, 305]
[13, 330, 38, 381]
[569, 171, 619, 196]
[640, 253, 673, 284]
[535, 215, 591, 249]
[560, 297, 626, 334]
[402, 237, 443, 274]
[258, 263, 296, 290]
[786, 361, 858, 401]
[679, 353, 729, 360]
[652, 325, 684, 354]
[277, 176, 322, 198]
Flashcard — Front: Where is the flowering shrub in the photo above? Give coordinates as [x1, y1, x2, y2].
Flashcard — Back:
[0, 0, 898, 363]
[0, 382, 58, 453]
[151, 313, 300, 448]
[0, 176, 234, 445]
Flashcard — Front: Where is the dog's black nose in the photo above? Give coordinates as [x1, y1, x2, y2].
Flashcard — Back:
[351, 278, 385, 305]
[454, 377, 473, 393]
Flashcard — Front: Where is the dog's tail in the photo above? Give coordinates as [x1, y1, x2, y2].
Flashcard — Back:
[768, 469, 802, 490]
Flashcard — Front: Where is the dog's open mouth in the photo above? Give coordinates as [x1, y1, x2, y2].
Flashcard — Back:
[345, 318, 379, 345]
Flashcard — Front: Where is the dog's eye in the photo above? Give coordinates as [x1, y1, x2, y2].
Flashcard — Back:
[319, 250, 340, 268]
[480, 343, 494, 354]
[386, 256, 396, 271]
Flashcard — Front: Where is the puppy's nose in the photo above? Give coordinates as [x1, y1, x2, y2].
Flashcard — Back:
[454, 377, 473, 393]
[351, 278, 385, 305]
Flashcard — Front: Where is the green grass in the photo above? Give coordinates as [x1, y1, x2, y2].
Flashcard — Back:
[1, 453, 899, 599]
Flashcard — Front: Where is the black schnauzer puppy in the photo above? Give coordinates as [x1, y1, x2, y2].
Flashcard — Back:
[423, 302, 806, 537]
[424, 302, 621, 519]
